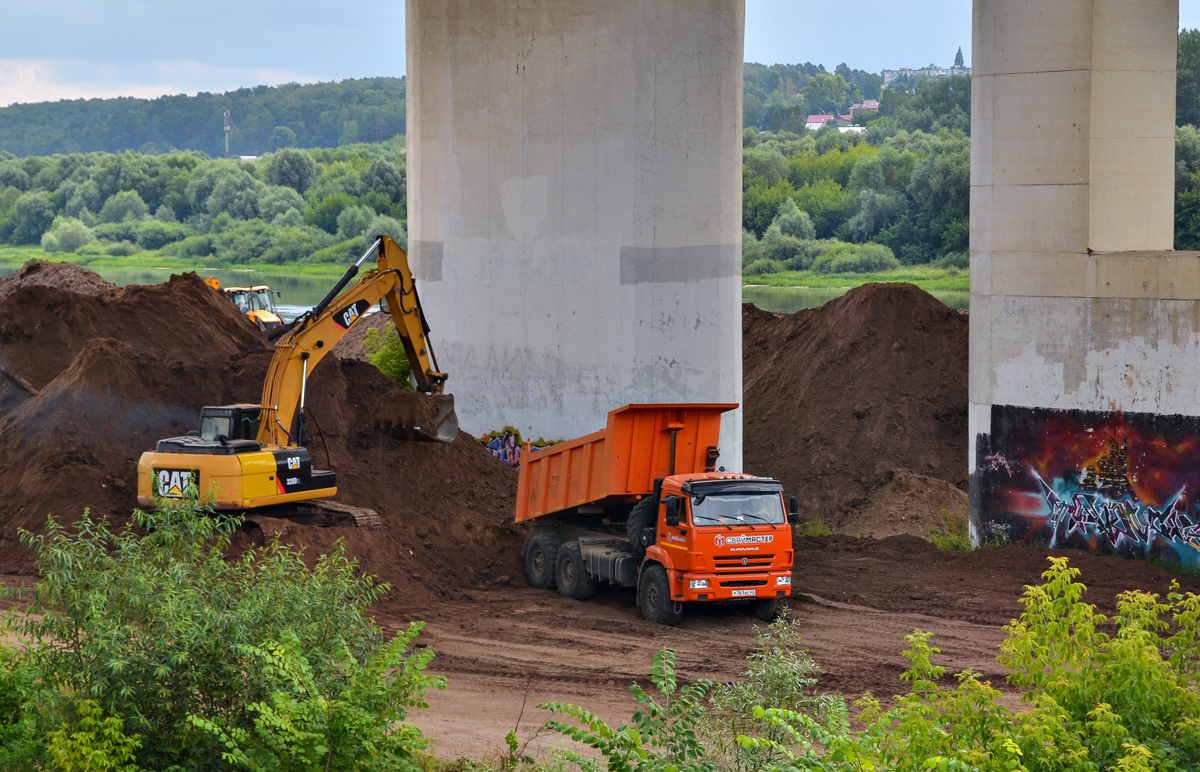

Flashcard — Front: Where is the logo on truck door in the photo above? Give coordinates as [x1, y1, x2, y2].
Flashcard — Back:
[714, 534, 774, 548]
[155, 468, 197, 498]
[333, 299, 372, 330]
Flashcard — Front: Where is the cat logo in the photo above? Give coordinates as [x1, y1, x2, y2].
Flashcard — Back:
[156, 468, 197, 498]
[334, 299, 372, 331]
[286, 456, 301, 470]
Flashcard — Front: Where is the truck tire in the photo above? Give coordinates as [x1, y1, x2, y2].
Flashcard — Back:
[748, 597, 779, 622]
[638, 563, 682, 625]
[556, 542, 597, 600]
[626, 497, 658, 557]
[525, 532, 562, 590]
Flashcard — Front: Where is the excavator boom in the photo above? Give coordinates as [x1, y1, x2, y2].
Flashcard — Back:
[258, 235, 454, 447]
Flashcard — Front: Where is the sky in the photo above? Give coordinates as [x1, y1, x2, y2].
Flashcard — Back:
[2, 0, 1200, 107]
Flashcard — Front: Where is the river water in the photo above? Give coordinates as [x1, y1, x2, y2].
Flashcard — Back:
[0, 264, 969, 318]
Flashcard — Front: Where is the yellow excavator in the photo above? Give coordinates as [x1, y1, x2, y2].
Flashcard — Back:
[138, 235, 456, 516]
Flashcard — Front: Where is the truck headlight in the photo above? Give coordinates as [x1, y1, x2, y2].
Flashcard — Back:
[689, 579, 709, 589]
[776, 576, 792, 586]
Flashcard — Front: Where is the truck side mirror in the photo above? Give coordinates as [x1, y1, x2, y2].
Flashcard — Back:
[665, 497, 680, 527]
[787, 495, 799, 525]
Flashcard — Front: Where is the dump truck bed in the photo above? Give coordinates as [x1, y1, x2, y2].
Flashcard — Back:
[514, 403, 736, 523]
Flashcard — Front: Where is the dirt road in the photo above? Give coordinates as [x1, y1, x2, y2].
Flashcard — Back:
[391, 534, 1200, 761]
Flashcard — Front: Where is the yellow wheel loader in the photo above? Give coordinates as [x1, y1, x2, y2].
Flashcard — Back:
[204, 279, 286, 332]
[140, 236, 457, 517]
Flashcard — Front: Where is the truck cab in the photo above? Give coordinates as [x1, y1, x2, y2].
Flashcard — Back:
[644, 474, 794, 612]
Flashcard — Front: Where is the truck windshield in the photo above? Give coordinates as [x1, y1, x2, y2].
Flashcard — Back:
[250, 289, 275, 312]
[690, 493, 785, 526]
[200, 415, 231, 442]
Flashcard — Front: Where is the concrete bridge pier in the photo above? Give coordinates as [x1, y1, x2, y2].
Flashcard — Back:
[971, 0, 1200, 567]
[406, 0, 746, 466]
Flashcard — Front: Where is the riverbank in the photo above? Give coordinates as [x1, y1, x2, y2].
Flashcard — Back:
[1, 246, 971, 293]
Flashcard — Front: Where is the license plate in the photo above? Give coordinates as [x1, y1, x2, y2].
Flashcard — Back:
[731, 589, 756, 597]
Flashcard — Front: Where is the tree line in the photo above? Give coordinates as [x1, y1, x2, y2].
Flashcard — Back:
[0, 140, 408, 265]
[0, 78, 406, 158]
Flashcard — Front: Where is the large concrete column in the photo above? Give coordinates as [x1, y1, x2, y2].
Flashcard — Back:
[971, 0, 1200, 568]
[406, 0, 745, 466]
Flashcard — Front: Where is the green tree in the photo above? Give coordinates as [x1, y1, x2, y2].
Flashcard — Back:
[11, 190, 55, 243]
[359, 158, 405, 203]
[41, 216, 94, 253]
[98, 190, 149, 223]
[363, 324, 413, 387]
[269, 126, 298, 151]
[265, 148, 318, 194]
[1180, 29, 1200, 127]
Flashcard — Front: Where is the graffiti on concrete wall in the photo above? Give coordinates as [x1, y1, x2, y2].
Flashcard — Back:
[477, 428, 557, 468]
[976, 405, 1200, 570]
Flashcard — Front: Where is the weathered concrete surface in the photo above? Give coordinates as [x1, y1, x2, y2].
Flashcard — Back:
[407, 0, 745, 466]
[970, 0, 1200, 548]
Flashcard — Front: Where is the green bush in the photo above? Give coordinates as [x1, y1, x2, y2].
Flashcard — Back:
[737, 558, 1200, 772]
[98, 190, 149, 223]
[92, 220, 141, 243]
[363, 324, 413, 388]
[932, 251, 969, 269]
[11, 499, 441, 770]
[40, 217, 95, 253]
[812, 242, 899, 274]
[134, 219, 187, 250]
[104, 241, 139, 256]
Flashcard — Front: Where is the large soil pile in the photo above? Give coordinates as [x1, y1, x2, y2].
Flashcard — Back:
[0, 264, 520, 608]
[0, 259, 115, 298]
[743, 284, 968, 529]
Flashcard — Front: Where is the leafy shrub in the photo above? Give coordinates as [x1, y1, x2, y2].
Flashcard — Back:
[258, 184, 305, 221]
[0, 641, 43, 769]
[927, 514, 970, 550]
[12, 191, 54, 244]
[265, 148, 317, 193]
[337, 204, 375, 241]
[360, 158, 406, 203]
[304, 192, 356, 234]
[743, 258, 785, 276]
[773, 198, 816, 240]
[160, 234, 213, 258]
[104, 241, 139, 256]
[40, 217, 94, 253]
[44, 699, 145, 772]
[932, 251, 968, 269]
[92, 221, 141, 243]
[13, 499, 439, 770]
[134, 219, 188, 250]
[363, 324, 413, 388]
[738, 558, 1200, 772]
[542, 648, 714, 772]
[812, 242, 899, 274]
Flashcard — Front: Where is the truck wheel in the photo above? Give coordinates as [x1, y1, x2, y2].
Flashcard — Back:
[626, 497, 658, 557]
[556, 542, 597, 600]
[525, 532, 562, 590]
[638, 564, 682, 625]
[748, 597, 779, 622]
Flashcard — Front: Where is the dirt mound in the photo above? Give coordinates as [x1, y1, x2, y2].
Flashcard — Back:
[840, 470, 968, 539]
[0, 259, 115, 297]
[330, 311, 390, 363]
[743, 283, 968, 527]
[0, 269, 521, 607]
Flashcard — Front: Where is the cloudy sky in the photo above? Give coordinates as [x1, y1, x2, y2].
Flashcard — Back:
[1, 0, 1199, 107]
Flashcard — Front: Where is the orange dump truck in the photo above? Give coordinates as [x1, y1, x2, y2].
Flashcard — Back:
[516, 403, 797, 625]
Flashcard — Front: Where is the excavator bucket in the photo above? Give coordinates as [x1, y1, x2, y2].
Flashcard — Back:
[418, 394, 459, 443]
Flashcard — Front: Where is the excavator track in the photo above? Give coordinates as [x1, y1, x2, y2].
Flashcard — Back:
[244, 499, 384, 535]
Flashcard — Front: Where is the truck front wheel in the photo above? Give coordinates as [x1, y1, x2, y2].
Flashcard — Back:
[638, 564, 682, 625]
[748, 597, 779, 621]
[556, 542, 597, 600]
[525, 532, 562, 590]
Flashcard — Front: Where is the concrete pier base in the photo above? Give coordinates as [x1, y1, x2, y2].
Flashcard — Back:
[406, 1, 746, 467]
[971, 0, 1200, 568]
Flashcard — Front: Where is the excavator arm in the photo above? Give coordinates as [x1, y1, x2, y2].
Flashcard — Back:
[256, 235, 454, 448]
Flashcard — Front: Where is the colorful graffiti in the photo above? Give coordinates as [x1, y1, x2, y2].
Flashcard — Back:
[477, 428, 557, 468]
[976, 405, 1200, 571]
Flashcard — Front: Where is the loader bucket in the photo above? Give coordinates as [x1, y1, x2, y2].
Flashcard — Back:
[417, 394, 459, 443]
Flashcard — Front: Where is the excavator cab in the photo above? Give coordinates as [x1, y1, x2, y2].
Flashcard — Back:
[199, 405, 261, 443]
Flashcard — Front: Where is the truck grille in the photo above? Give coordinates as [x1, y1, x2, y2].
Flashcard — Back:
[714, 554, 775, 570]
[720, 579, 768, 587]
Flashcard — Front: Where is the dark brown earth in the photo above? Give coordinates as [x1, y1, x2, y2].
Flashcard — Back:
[0, 266, 1193, 761]
[742, 283, 969, 527]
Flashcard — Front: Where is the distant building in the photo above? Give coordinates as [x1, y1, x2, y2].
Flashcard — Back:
[850, 99, 880, 117]
[805, 114, 836, 130]
[882, 65, 970, 88]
